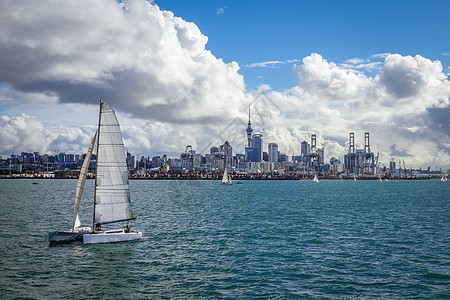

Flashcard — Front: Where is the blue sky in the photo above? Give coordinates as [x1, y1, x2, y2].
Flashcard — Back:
[156, 0, 450, 90]
[1, 0, 449, 168]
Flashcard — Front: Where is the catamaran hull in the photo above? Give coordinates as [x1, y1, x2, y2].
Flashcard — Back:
[48, 231, 83, 243]
[49, 227, 91, 243]
[83, 230, 142, 244]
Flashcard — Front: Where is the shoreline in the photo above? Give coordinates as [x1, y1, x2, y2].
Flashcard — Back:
[0, 176, 433, 181]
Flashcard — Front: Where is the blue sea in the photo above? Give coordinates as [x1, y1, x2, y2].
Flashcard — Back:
[0, 179, 449, 299]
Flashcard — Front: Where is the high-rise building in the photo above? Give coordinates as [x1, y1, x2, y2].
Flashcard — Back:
[280, 153, 289, 162]
[245, 147, 253, 162]
[301, 141, 309, 156]
[210, 146, 219, 155]
[66, 154, 75, 162]
[220, 141, 233, 166]
[251, 133, 263, 162]
[268, 143, 278, 162]
[317, 147, 324, 165]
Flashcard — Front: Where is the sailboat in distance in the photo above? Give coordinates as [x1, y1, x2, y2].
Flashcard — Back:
[49, 101, 142, 244]
[313, 173, 319, 183]
[221, 167, 233, 185]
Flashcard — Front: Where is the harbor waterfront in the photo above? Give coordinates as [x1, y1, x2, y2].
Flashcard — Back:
[0, 179, 449, 298]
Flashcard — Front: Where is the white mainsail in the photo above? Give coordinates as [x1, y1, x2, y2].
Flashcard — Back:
[313, 174, 319, 182]
[222, 167, 232, 184]
[93, 102, 134, 225]
[222, 167, 228, 184]
[72, 132, 97, 232]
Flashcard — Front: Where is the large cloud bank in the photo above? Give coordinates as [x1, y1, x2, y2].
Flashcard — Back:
[0, 0, 246, 123]
[260, 53, 450, 167]
[0, 1, 449, 168]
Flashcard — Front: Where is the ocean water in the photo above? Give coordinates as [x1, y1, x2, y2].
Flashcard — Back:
[0, 179, 449, 299]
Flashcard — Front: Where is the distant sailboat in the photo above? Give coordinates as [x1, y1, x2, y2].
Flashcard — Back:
[221, 167, 233, 185]
[49, 101, 142, 244]
[313, 174, 319, 183]
[353, 175, 357, 181]
[441, 174, 448, 182]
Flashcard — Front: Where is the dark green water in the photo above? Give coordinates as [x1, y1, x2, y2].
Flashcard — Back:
[0, 179, 449, 299]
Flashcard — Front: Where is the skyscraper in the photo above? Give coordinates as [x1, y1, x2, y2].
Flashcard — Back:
[245, 147, 253, 162]
[268, 143, 278, 163]
[220, 141, 233, 166]
[251, 133, 263, 162]
[301, 141, 309, 156]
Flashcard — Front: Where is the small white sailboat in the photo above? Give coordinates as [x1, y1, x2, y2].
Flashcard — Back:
[49, 101, 142, 244]
[441, 174, 448, 182]
[313, 174, 319, 183]
[221, 167, 233, 185]
[353, 175, 357, 181]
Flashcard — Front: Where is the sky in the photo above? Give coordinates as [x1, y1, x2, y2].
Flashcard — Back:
[0, 0, 449, 169]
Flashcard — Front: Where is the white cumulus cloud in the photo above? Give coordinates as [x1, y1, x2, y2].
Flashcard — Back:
[0, 0, 246, 123]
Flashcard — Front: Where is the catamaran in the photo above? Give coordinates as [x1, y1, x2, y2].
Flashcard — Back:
[221, 167, 233, 185]
[48, 101, 142, 244]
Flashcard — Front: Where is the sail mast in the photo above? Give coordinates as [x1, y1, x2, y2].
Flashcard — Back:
[92, 99, 102, 229]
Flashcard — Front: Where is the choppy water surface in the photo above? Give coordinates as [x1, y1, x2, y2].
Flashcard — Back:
[0, 179, 449, 299]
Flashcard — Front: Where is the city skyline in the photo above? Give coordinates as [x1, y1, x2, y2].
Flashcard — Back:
[1, 0, 449, 169]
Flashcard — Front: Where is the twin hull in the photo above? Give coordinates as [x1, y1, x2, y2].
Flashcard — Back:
[48, 229, 142, 244]
[83, 230, 143, 244]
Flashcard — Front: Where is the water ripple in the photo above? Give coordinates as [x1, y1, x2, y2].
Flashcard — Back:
[0, 179, 449, 298]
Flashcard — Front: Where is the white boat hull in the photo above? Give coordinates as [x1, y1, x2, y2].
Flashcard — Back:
[83, 230, 142, 244]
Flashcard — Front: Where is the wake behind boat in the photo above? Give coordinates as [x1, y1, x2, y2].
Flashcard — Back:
[49, 101, 142, 244]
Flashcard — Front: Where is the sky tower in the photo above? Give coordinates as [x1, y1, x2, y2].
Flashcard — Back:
[246, 103, 253, 147]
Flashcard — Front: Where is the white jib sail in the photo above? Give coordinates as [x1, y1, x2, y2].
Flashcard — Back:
[72, 132, 97, 232]
[94, 102, 134, 225]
